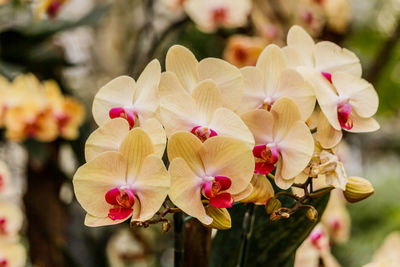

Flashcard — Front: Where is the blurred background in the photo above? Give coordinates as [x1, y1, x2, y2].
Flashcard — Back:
[0, 0, 399, 266]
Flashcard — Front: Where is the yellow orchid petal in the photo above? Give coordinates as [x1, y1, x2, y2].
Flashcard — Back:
[85, 118, 130, 162]
[200, 136, 254, 194]
[278, 121, 314, 180]
[275, 69, 316, 121]
[299, 68, 341, 130]
[0, 201, 23, 238]
[286, 25, 315, 67]
[168, 157, 212, 225]
[73, 152, 127, 217]
[133, 59, 161, 119]
[0, 242, 26, 267]
[236, 66, 265, 114]
[316, 111, 343, 149]
[332, 72, 378, 118]
[119, 128, 154, 179]
[92, 76, 136, 126]
[159, 71, 189, 99]
[347, 112, 380, 133]
[167, 131, 205, 177]
[232, 183, 253, 201]
[240, 175, 274, 204]
[256, 44, 287, 97]
[85, 212, 132, 227]
[159, 92, 197, 136]
[282, 46, 306, 69]
[274, 160, 296, 190]
[241, 109, 274, 145]
[209, 108, 255, 148]
[315, 41, 362, 77]
[166, 45, 199, 92]
[131, 155, 170, 221]
[197, 57, 243, 110]
[140, 118, 166, 158]
[192, 79, 223, 124]
[271, 97, 302, 142]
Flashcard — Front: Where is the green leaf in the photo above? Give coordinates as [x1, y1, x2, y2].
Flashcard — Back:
[210, 186, 330, 267]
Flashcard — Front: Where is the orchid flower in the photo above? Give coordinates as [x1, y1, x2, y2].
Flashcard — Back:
[167, 132, 254, 225]
[85, 118, 166, 162]
[92, 59, 161, 129]
[0, 242, 26, 267]
[0, 161, 11, 197]
[0, 202, 23, 241]
[223, 35, 267, 68]
[301, 70, 379, 148]
[159, 78, 254, 148]
[73, 128, 170, 227]
[236, 44, 315, 120]
[241, 97, 314, 189]
[163, 45, 243, 110]
[183, 0, 252, 33]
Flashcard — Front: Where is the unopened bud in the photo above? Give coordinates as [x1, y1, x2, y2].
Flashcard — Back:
[344, 176, 374, 203]
[306, 207, 318, 222]
[266, 198, 281, 214]
[241, 175, 275, 205]
[270, 211, 282, 221]
[162, 221, 171, 233]
[281, 212, 290, 219]
[204, 206, 231, 230]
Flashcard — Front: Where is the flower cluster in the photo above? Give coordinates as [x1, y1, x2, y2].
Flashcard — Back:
[0, 161, 26, 267]
[0, 74, 85, 142]
[73, 25, 379, 228]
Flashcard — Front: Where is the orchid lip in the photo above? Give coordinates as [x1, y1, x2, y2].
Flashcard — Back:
[109, 107, 137, 129]
[201, 176, 233, 208]
[253, 144, 279, 174]
[105, 186, 135, 220]
[191, 126, 218, 142]
[337, 103, 353, 130]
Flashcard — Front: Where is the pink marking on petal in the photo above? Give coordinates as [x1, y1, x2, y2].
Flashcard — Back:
[0, 218, 6, 235]
[0, 259, 7, 267]
[254, 161, 275, 175]
[0, 175, 4, 192]
[109, 107, 136, 129]
[214, 176, 232, 191]
[302, 11, 314, 25]
[321, 72, 332, 83]
[202, 180, 213, 199]
[330, 219, 341, 231]
[212, 7, 227, 24]
[105, 187, 121, 206]
[191, 126, 218, 142]
[47, 0, 63, 18]
[337, 103, 353, 130]
[209, 192, 233, 208]
[56, 113, 71, 131]
[310, 230, 323, 246]
[108, 207, 133, 220]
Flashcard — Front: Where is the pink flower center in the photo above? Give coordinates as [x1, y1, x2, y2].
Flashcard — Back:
[0, 218, 7, 235]
[105, 187, 135, 220]
[310, 230, 323, 249]
[253, 144, 279, 175]
[0, 259, 7, 267]
[202, 176, 233, 208]
[0, 175, 4, 192]
[191, 126, 218, 142]
[302, 11, 314, 25]
[234, 47, 248, 63]
[330, 219, 341, 231]
[259, 97, 275, 111]
[109, 107, 137, 129]
[321, 72, 332, 83]
[47, 0, 63, 18]
[337, 103, 353, 130]
[56, 113, 71, 131]
[212, 7, 227, 24]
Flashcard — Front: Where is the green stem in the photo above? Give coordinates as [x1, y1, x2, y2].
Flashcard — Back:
[237, 203, 255, 267]
[174, 213, 184, 267]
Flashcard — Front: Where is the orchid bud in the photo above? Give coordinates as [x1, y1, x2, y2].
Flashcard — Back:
[344, 176, 374, 203]
[204, 206, 231, 230]
[162, 221, 171, 233]
[306, 207, 318, 222]
[265, 198, 281, 214]
[270, 211, 282, 222]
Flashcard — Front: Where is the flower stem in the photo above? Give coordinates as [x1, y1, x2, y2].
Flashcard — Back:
[174, 213, 184, 267]
[237, 203, 255, 267]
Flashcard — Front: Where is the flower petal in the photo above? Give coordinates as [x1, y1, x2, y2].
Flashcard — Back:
[236, 66, 265, 114]
[85, 118, 130, 162]
[134, 59, 161, 119]
[200, 136, 254, 194]
[278, 121, 314, 180]
[315, 41, 362, 77]
[209, 108, 255, 148]
[166, 45, 199, 93]
[140, 118, 167, 158]
[332, 72, 378, 118]
[231, 183, 253, 201]
[73, 152, 127, 217]
[241, 109, 274, 145]
[159, 71, 188, 99]
[271, 97, 302, 142]
[316, 111, 343, 149]
[167, 131, 205, 177]
[239, 175, 274, 204]
[256, 44, 287, 97]
[286, 25, 315, 67]
[198, 57, 243, 110]
[85, 213, 131, 227]
[192, 79, 223, 125]
[92, 76, 136, 126]
[346, 112, 380, 133]
[274, 160, 296, 189]
[168, 158, 212, 225]
[119, 128, 155, 179]
[132, 155, 170, 221]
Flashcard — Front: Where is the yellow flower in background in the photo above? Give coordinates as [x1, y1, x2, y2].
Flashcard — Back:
[73, 128, 170, 227]
[163, 45, 243, 110]
[0, 201, 23, 242]
[236, 44, 315, 119]
[160, 0, 186, 11]
[0, 241, 26, 267]
[35, 0, 69, 19]
[183, 0, 252, 33]
[167, 132, 254, 225]
[363, 232, 400, 267]
[319, 0, 351, 34]
[85, 118, 166, 162]
[159, 79, 254, 148]
[241, 98, 314, 189]
[92, 60, 161, 129]
[223, 35, 267, 68]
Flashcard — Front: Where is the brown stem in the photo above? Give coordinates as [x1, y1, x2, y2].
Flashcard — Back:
[183, 218, 212, 267]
